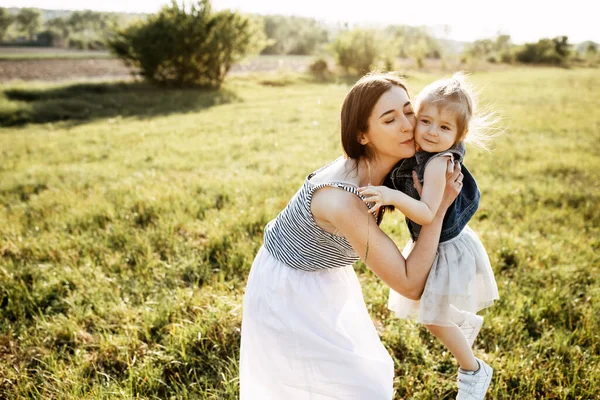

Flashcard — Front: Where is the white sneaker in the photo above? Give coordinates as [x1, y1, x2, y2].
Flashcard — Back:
[457, 312, 484, 348]
[456, 358, 493, 400]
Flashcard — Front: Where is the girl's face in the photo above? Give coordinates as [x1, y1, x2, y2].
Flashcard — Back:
[414, 103, 459, 153]
[361, 86, 417, 161]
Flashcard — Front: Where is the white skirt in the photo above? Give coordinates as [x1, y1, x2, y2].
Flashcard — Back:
[240, 246, 394, 399]
[388, 226, 499, 326]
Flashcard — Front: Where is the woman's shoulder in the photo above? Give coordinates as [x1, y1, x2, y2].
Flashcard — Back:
[307, 157, 359, 187]
[308, 157, 371, 222]
[311, 184, 369, 227]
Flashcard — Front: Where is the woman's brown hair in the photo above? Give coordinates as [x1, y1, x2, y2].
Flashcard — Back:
[340, 72, 409, 223]
[341, 72, 409, 162]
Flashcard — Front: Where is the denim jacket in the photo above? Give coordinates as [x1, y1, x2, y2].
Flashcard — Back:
[384, 142, 480, 243]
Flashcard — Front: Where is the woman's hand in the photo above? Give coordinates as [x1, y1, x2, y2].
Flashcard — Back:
[430, 160, 462, 212]
[358, 185, 395, 213]
[411, 160, 462, 212]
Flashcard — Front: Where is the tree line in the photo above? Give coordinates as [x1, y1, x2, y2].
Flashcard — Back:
[0, 7, 138, 49]
[1, 2, 597, 88]
[2, 5, 597, 67]
[463, 34, 598, 66]
[0, 6, 445, 60]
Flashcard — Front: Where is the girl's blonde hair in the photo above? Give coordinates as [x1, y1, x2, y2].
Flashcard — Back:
[415, 72, 500, 149]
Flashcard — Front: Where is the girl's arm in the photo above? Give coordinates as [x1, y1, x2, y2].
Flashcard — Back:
[359, 155, 450, 225]
[315, 162, 462, 300]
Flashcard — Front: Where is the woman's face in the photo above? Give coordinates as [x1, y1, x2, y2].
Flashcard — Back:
[361, 86, 416, 162]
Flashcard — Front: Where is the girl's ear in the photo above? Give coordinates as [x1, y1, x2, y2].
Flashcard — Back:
[357, 131, 369, 145]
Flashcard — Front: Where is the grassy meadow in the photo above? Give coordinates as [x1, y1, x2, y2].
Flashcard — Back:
[0, 67, 599, 399]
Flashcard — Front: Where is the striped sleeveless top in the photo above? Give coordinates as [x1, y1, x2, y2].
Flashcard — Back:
[263, 169, 377, 272]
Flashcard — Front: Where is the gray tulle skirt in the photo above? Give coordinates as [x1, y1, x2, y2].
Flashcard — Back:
[388, 226, 499, 326]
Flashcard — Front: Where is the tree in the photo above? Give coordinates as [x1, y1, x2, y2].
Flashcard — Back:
[108, 0, 265, 88]
[260, 15, 328, 55]
[384, 25, 442, 60]
[63, 11, 119, 49]
[41, 17, 72, 47]
[584, 42, 599, 64]
[0, 8, 13, 41]
[331, 29, 394, 73]
[67, 11, 117, 37]
[553, 36, 571, 58]
[496, 34, 511, 52]
[462, 34, 515, 63]
[585, 42, 597, 57]
[495, 35, 514, 63]
[407, 37, 430, 68]
[16, 8, 41, 40]
[465, 39, 495, 59]
[46, 17, 70, 37]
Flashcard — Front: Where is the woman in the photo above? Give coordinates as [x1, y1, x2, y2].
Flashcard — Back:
[239, 72, 464, 399]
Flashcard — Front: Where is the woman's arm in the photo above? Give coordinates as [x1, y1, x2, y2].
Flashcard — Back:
[319, 162, 463, 300]
[359, 156, 449, 225]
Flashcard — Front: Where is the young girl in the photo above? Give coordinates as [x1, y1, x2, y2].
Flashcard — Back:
[359, 73, 499, 399]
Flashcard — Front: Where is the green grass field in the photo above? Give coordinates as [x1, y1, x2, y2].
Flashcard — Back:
[1, 67, 599, 399]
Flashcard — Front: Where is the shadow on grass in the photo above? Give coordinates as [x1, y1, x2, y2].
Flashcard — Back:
[0, 81, 240, 127]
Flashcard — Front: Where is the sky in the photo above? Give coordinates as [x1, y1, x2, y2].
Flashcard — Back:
[2, 0, 597, 44]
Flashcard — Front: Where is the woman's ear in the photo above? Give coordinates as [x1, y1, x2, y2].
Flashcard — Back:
[357, 131, 369, 145]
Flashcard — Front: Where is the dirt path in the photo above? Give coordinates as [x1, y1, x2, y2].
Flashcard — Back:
[0, 57, 314, 82]
[0, 59, 132, 82]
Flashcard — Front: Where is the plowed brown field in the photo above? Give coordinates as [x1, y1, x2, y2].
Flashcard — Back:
[0, 56, 314, 82]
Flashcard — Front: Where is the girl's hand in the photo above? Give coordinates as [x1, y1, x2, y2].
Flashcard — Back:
[358, 185, 394, 213]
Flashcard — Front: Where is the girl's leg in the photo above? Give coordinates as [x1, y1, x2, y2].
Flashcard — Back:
[424, 324, 478, 371]
[449, 305, 468, 325]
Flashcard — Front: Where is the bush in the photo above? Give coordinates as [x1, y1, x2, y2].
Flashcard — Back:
[36, 30, 62, 47]
[68, 37, 85, 50]
[87, 39, 106, 50]
[108, 0, 265, 88]
[499, 50, 515, 64]
[308, 58, 331, 80]
[331, 29, 386, 74]
[515, 36, 572, 66]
